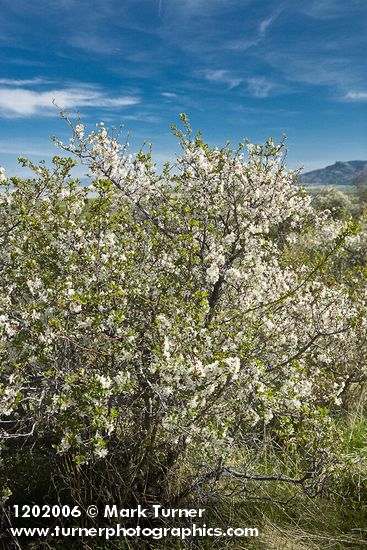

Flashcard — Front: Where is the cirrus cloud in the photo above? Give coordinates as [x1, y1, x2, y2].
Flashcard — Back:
[204, 69, 243, 89]
[0, 83, 140, 118]
[344, 91, 367, 101]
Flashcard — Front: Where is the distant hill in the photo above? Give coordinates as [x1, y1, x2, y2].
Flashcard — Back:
[352, 168, 367, 188]
[300, 161, 367, 185]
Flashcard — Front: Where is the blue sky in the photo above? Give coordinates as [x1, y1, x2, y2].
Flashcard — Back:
[0, 0, 366, 176]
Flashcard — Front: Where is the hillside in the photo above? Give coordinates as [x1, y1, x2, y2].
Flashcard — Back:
[300, 160, 367, 185]
[352, 167, 367, 188]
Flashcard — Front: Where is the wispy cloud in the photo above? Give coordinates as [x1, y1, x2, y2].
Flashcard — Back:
[246, 77, 274, 98]
[265, 48, 365, 98]
[158, 0, 163, 17]
[204, 69, 242, 89]
[0, 84, 140, 118]
[0, 139, 55, 157]
[258, 9, 282, 35]
[123, 112, 162, 123]
[167, 0, 246, 17]
[227, 8, 282, 51]
[161, 92, 178, 98]
[68, 34, 122, 55]
[344, 91, 367, 101]
[298, 0, 365, 20]
[0, 78, 52, 86]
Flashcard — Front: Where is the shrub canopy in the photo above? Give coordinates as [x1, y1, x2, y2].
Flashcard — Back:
[0, 116, 365, 504]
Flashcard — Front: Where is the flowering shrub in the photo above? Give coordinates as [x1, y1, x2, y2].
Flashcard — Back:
[0, 115, 363, 506]
[287, 212, 367, 409]
[312, 187, 353, 219]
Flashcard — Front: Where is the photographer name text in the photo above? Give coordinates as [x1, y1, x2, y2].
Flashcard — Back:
[104, 505, 206, 519]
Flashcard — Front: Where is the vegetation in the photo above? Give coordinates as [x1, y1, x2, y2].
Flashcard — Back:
[0, 115, 366, 548]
